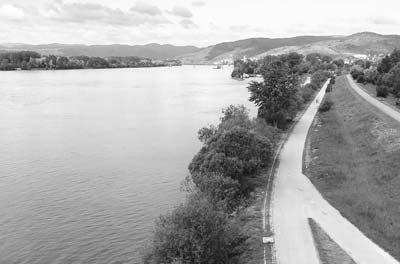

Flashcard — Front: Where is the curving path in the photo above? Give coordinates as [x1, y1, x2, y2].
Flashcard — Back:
[270, 79, 399, 264]
[346, 75, 400, 122]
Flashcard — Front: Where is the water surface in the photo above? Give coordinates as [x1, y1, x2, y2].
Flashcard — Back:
[0, 66, 256, 263]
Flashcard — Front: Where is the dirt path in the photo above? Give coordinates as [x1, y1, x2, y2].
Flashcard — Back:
[346, 75, 400, 122]
[271, 80, 399, 264]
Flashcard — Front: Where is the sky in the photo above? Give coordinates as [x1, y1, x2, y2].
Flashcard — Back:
[0, 0, 399, 47]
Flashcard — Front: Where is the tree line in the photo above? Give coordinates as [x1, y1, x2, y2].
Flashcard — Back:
[144, 52, 337, 263]
[0, 51, 182, 71]
[231, 52, 344, 80]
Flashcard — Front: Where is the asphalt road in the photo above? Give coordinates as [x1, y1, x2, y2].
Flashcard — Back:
[271, 79, 399, 264]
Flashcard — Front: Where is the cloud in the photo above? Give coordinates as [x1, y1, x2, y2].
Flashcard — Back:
[192, 1, 206, 7]
[168, 6, 193, 18]
[130, 2, 162, 16]
[47, 2, 169, 26]
[370, 17, 399, 26]
[180, 19, 197, 29]
[0, 4, 25, 20]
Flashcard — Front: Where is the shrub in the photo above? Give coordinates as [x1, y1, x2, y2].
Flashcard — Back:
[304, 83, 318, 91]
[364, 68, 379, 84]
[196, 174, 242, 212]
[326, 83, 333, 93]
[318, 98, 334, 112]
[376, 85, 389, 98]
[189, 127, 272, 187]
[356, 74, 366, 84]
[143, 193, 244, 264]
[350, 67, 364, 80]
[396, 99, 400, 108]
[301, 85, 315, 102]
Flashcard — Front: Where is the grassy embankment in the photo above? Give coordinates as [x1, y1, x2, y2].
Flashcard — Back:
[308, 218, 356, 264]
[358, 82, 400, 111]
[305, 75, 400, 260]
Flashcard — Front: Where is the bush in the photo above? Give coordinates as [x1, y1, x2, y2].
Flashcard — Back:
[144, 193, 244, 264]
[376, 85, 389, 98]
[326, 83, 333, 93]
[396, 99, 400, 108]
[189, 127, 272, 187]
[304, 83, 318, 91]
[364, 68, 379, 84]
[301, 85, 315, 102]
[356, 74, 366, 84]
[196, 174, 242, 212]
[318, 98, 334, 112]
[351, 67, 364, 80]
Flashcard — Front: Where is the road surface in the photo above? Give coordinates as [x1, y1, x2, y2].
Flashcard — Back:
[271, 80, 399, 264]
[346, 75, 400, 122]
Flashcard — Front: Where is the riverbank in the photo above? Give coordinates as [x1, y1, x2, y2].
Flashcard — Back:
[0, 51, 182, 71]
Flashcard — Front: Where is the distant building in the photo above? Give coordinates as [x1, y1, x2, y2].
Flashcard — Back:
[353, 54, 368, 60]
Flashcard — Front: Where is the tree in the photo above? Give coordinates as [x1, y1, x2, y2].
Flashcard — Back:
[364, 68, 379, 84]
[87, 57, 110, 68]
[333, 59, 345, 68]
[382, 62, 400, 97]
[248, 58, 299, 128]
[281, 52, 304, 71]
[198, 125, 217, 143]
[218, 105, 252, 131]
[231, 59, 245, 79]
[322, 55, 333, 64]
[189, 126, 272, 187]
[196, 174, 241, 213]
[144, 193, 244, 264]
[350, 66, 364, 80]
[0, 59, 11, 70]
[306, 53, 321, 65]
[56, 56, 69, 69]
[377, 55, 392, 74]
[311, 70, 330, 88]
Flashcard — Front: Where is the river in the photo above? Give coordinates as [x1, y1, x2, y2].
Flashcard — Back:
[0, 66, 256, 263]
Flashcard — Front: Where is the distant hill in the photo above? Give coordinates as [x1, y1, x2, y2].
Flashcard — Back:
[178, 32, 400, 63]
[177, 36, 338, 64]
[0, 43, 200, 60]
[258, 32, 400, 58]
[2, 32, 400, 63]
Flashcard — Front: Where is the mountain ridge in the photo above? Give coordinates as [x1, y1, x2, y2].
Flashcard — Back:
[2, 32, 400, 63]
[0, 43, 200, 60]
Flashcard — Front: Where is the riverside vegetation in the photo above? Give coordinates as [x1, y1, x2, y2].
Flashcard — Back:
[0, 51, 181, 71]
[144, 52, 338, 264]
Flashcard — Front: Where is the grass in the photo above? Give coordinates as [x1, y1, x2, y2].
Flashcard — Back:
[304, 75, 400, 261]
[359, 82, 400, 111]
[236, 178, 271, 264]
[308, 218, 356, 264]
